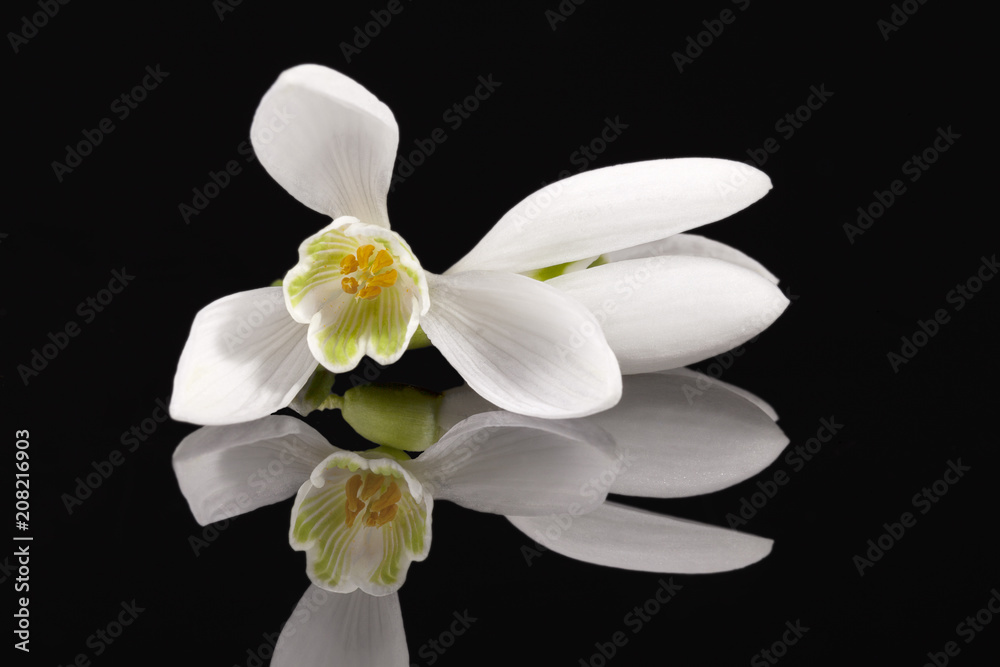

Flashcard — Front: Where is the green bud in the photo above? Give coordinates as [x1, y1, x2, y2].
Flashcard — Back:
[340, 384, 444, 452]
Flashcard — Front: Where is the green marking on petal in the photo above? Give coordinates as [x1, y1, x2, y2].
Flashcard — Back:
[523, 256, 600, 281]
[290, 460, 431, 594]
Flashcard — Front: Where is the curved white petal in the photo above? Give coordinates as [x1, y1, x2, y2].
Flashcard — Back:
[508, 501, 773, 573]
[588, 373, 787, 497]
[663, 368, 779, 421]
[172, 416, 334, 525]
[409, 411, 616, 516]
[272, 586, 408, 667]
[447, 159, 771, 275]
[252, 64, 398, 228]
[597, 233, 779, 284]
[547, 256, 789, 373]
[420, 271, 622, 418]
[170, 287, 317, 425]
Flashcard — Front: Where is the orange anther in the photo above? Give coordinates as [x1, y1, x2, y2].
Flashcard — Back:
[358, 285, 382, 300]
[341, 277, 359, 294]
[366, 269, 398, 289]
[340, 254, 359, 275]
[371, 249, 394, 273]
[356, 245, 375, 269]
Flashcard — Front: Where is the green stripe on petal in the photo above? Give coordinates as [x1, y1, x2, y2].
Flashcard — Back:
[290, 457, 432, 596]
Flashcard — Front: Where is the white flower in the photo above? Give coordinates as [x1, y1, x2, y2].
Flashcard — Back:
[169, 65, 789, 428]
[169, 64, 623, 425]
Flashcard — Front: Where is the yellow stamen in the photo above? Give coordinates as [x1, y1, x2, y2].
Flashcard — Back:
[356, 245, 375, 269]
[360, 473, 384, 501]
[370, 481, 401, 513]
[358, 285, 382, 300]
[371, 249, 394, 273]
[366, 269, 398, 289]
[341, 277, 359, 294]
[340, 254, 359, 275]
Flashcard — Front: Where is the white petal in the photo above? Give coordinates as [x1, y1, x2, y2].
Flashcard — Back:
[409, 411, 616, 516]
[597, 233, 779, 284]
[663, 368, 779, 421]
[508, 502, 773, 573]
[272, 586, 408, 667]
[420, 271, 622, 418]
[447, 159, 771, 274]
[172, 416, 334, 525]
[589, 373, 787, 497]
[252, 64, 398, 227]
[170, 287, 317, 425]
[547, 256, 789, 373]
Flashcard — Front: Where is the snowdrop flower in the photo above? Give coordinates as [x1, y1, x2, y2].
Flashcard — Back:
[169, 64, 621, 426]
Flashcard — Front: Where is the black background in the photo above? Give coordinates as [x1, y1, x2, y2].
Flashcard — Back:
[4, 1, 994, 665]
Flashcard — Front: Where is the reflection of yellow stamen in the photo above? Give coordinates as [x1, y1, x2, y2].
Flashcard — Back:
[370, 481, 401, 513]
[341, 277, 359, 294]
[372, 249, 394, 273]
[344, 474, 364, 527]
[340, 254, 359, 275]
[358, 285, 382, 300]
[367, 505, 398, 527]
[356, 245, 375, 269]
[360, 473, 383, 501]
[366, 269, 398, 288]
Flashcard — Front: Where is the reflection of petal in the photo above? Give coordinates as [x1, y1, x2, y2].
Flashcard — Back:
[252, 65, 398, 228]
[169, 287, 316, 425]
[664, 368, 779, 421]
[508, 501, 773, 573]
[447, 159, 772, 275]
[547, 256, 789, 373]
[410, 411, 616, 516]
[421, 271, 622, 418]
[272, 586, 409, 667]
[588, 373, 788, 498]
[172, 417, 334, 525]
